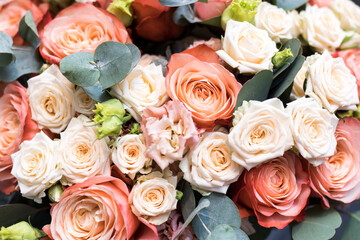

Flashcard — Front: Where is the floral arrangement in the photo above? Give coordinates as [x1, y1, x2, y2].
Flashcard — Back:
[0, 0, 360, 239]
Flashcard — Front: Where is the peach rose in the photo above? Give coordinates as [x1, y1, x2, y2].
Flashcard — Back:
[166, 44, 241, 129]
[333, 49, 360, 100]
[309, 0, 334, 8]
[43, 176, 158, 240]
[233, 151, 311, 229]
[0, 82, 39, 194]
[194, 0, 231, 20]
[39, 3, 131, 64]
[308, 117, 360, 207]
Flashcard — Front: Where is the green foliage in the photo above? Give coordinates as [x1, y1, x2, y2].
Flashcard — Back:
[275, 0, 308, 11]
[173, 5, 221, 28]
[341, 210, 360, 240]
[0, 32, 14, 67]
[179, 181, 196, 221]
[18, 11, 41, 49]
[207, 224, 249, 240]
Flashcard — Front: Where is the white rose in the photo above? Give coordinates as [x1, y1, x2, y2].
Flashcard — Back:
[228, 98, 293, 170]
[331, 0, 360, 32]
[111, 134, 152, 179]
[341, 31, 360, 50]
[290, 61, 307, 100]
[299, 4, 345, 53]
[286, 97, 338, 166]
[137, 54, 166, 67]
[217, 20, 278, 74]
[180, 132, 243, 194]
[111, 63, 169, 122]
[289, 10, 301, 38]
[255, 2, 293, 42]
[305, 51, 359, 113]
[11, 131, 61, 203]
[74, 87, 95, 115]
[27, 65, 75, 134]
[129, 172, 177, 225]
[59, 115, 111, 185]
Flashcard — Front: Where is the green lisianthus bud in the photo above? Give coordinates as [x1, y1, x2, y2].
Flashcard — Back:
[107, 0, 134, 27]
[0, 221, 42, 240]
[93, 99, 126, 125]
[96, 115, 132, 139]
[48, 182, 64, 203]
[221, 0, 261, 29]
[272, 48, 294, 69]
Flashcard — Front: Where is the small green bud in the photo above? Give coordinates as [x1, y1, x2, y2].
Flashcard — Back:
[0, 221, 42, 240]
[107, 0, 134, 27]
[48, 182, 64, 203]
[176, 190, 183, 200]
[93, 99, 126, 125]
[354, 105, 360, 120]
[96, 115, 123, 139]
[40, 64, 51, 74]
[130, 123, 141, 134]
[272, 48, 294, 69]
[221, 0, 261, 29]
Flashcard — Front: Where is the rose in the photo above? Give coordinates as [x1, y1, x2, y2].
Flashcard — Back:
[286, 97, 338, 166]
[59, 115, 111, 185]
[194, 0, 231, 20]
[141, 100, 199, 170]
[180, 131, 244, 194]
[111, 134, 152, 179]
[333, 49, 360, 100]
[131, 0, 184, 42]
[39, 3, 131, 64]
[229, 98, 293, 170]
[217, 20, 278, 74]
[0, 82, 39, 194]
[166, 44, 241, 129]
[299, 4, 345, 52]
[111, 63, 169, 122]
[330, 0, 360, 32]
[73, 87, 95, 115]
[232, 151, 311, 229]
[11, 131, 62, 203]
[290, 60, 308, 100]
[255, 2, 293, 42]
[308, 117, 360, 207]
[129, 172, 178, 225]
[305, 51, 359, 113]
[27, 65, 75, 134]
[43, 176, 158, 240]
[309, 0, 334, 8]
[188, 38, 222, 51]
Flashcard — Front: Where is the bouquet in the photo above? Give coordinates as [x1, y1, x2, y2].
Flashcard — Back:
[0, 0, 360, 239]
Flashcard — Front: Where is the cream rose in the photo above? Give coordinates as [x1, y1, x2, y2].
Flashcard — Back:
[290, 61, 308, 100]
[73, 87, 95, 116]
[286, 97, 338, 166]
[299, 4, 345, 52]
[229, 98, 293, 170]
[180, 132, 243, 194]
[255, 2, 293, 42]
[59, 115, 111, 185]
[305, 51, 359, 113]
[129, 172, 177, 225]
[112, 134, 152, 179]
[217, 20, 278, 74]
[331, 0, 360, 32]
[137, 54, 166, 67]
[111, 63, 169, 122]
[11, 131, 61, 203]
[27, 65, 75, 134]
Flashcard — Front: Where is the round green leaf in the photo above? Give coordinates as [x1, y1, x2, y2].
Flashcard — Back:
[60, 52, 99, 87]
[0, 32, 14, 67]
[125, 43, 140, 71]
[208, 225, 249, 240]
[273, 38, 301, 79]
[159, 0, 198, 7]
[276, 0, 308, 11]
[341, 210, 360, 240]
[18, 11, 40, 49]
[180, 181, 196, 221]
[94, 41, 132, 89]
[292, 206, 342, 240]
[82, 83, 112, 103]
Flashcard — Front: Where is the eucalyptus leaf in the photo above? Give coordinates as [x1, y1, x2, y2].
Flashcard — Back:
[0, 204, 44, 227]
[82, 83, 112, 102]
[159, 0, 198, 7]
[235, 70, 273, 109]
[180, 181, 196, 221]
[276, 0, 308, 11]
[341, 210, 360, 240]
[151, 59, 168, 76]
[292, 206, 342, 240]
[125, 43, 140, 71]
[0, 46, 42, 82]
[273, 39, 301, 79]
[18, 11, 40, 49]
[0, 32, 14, 67]
[192, 193, 241, 240]
[173, 5, 221, 27]
[207, 224, 249, 240]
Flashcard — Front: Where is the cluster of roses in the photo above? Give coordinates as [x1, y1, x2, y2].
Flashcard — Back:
[1, 0, 360, 239]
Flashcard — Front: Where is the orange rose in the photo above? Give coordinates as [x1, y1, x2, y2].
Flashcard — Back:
[232, 151, 311, 229]
[39, 3, 131, 64]
[43, 176, 158, 240]
[194, 0, 231, 20]
[308, 117, 360, 207]
[0, 82, 39, 194]
[165, 44, 241, 129]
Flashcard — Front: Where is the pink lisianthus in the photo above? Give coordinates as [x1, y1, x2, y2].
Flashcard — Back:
[194, 0, 231, 20]
[308, 117, 360, 207]
[141, 100, 200, 170]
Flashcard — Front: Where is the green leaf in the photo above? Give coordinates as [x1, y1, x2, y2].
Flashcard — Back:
[125, 43, 140, 71]
[0, 32, 14, 67]
[207, 224, 249, 240]
[0, 46, 42, 82]
[18, 11, 40, 49]
[60, 52, 99, 87]
[82, 83, 112, 102]
[276, 0, 308, 11]
[192, 193, 241, 240]
[180, 181, 196, 221]
[94, 41, 132, 89]
[173, 5, 221, 27]
[273, 39, 301, 79]
[0, 204, 44, 227]
[341, 210, 360, 240]
[235, 70, 273, 109]
[292, 206, 342, 240]
[159, 0, 198, 7]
